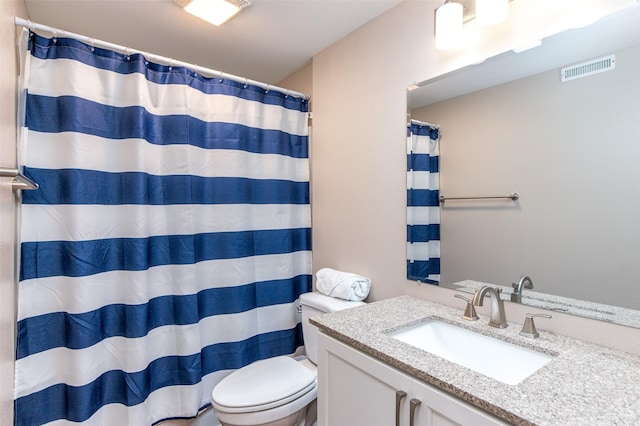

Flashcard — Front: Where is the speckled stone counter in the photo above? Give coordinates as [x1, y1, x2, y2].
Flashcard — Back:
[311, 296, 640, 426]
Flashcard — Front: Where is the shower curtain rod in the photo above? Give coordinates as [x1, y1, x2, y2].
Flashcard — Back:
[14, 17, 310, 101]
[410, 118, 439, 129]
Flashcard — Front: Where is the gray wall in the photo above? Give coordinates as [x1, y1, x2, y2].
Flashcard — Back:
[412, 44, 640, 309]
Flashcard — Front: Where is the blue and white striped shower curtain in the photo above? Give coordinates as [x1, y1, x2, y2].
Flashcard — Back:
[407, 120, 440, 283]
[14, 29, 311, 425]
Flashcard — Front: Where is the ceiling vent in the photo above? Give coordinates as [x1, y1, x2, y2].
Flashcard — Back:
[561, 54, 616, 82]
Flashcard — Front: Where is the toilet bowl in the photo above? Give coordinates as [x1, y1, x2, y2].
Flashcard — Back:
[211, 356, 317, 426]
[211, 292, 365, 426]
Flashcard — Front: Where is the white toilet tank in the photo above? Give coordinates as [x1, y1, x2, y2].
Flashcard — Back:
[299, 292, 365, 365]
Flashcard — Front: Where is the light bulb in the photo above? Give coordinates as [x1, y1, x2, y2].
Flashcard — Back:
[435, 2, 464, 51]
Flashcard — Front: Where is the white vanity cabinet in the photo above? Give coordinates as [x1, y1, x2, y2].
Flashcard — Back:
[317, 332, 509, 426]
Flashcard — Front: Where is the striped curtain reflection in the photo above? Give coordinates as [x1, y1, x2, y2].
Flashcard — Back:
[14, 29, 311, 425]
[407, 119, 440, 283]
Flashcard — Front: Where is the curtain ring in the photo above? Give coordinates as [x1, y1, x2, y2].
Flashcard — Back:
[125, 47, 132, 61]
[285, 90, 289, 98]
[265, 84, 270, 93]
[219, 71, 224, 83]
[244, 78, 248, 89]
[193, 64, 199, 77]
[168, 59, 174, 72]
[89, 38, 95, 52]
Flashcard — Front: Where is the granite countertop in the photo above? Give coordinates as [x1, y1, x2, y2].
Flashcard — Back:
[311, 295, 640, 426]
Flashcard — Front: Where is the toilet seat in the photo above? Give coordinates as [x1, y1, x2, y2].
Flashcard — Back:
[212, 356, 317, 414]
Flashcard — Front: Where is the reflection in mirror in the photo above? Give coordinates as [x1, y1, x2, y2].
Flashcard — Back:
[407, 6, 640, 328]
[407, 121, 441, 283]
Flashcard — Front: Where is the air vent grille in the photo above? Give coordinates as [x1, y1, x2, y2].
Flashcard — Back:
[228, 0, 252, 9]
[561, 54, 616, 82]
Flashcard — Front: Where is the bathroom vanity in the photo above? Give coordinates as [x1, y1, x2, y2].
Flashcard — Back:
[311, 296, 640, 425]
[318, 332, 509, 425]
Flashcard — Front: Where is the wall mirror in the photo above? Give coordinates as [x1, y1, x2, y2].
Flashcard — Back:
[407, 6, 640, 329]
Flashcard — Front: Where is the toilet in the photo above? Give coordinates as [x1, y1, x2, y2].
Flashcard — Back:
[211, 291, 365, 426]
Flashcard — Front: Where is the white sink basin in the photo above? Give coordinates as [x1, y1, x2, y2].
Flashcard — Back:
[389, 319, 552, 385]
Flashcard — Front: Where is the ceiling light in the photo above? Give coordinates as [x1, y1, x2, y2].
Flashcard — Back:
[435, 1, 464, 51]
[174, 0, 251, 26]
[475, 0, 509, 26]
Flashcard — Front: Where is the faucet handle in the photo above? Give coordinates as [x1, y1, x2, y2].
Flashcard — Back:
[454, 294, 479, 321]
[520, 313, 552, 338]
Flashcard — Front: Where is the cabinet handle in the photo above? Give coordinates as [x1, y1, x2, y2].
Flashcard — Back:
[395, 390, 407, 426]
[409, 398, 421, 426]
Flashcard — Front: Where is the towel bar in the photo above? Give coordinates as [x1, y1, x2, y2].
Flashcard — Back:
[0, 167, 39, 192]
[439, 193, 518, 203]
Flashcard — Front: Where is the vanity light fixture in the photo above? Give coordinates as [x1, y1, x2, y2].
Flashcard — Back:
[174, 0, 251, 26]
[475, 0, 509, 26]
[434, 0, 512, 50]
[435, 1, 464, 51]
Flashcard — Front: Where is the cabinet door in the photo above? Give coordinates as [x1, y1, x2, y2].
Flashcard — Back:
[409, 377, 509, 426]
[318, 333, 411, 426]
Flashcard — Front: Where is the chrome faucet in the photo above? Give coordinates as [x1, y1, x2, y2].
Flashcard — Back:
[472, 286, 508, 328]
[511, 275, 533, 303]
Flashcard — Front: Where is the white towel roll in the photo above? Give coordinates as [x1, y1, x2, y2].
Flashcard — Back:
[315, 268, 371, 301]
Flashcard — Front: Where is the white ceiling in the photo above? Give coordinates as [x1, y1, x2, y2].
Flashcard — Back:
[23, 0, 404, 85]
